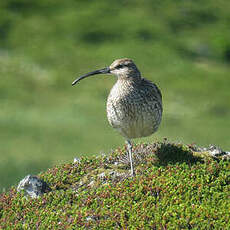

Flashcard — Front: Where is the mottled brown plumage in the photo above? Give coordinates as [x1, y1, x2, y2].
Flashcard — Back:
[72, 58, 163, 176]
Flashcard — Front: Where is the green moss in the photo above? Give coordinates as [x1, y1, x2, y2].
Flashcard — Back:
[1, 0, 230, 190]
[1, 142, 229, 229]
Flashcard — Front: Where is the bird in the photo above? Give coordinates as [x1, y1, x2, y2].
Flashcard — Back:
[72, 58, 162, 176]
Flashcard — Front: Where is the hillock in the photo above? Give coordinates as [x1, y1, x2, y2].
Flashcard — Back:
[1, 142, 229, 229]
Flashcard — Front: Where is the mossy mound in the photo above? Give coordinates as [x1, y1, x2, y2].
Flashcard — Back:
[1, 142, 229, 229]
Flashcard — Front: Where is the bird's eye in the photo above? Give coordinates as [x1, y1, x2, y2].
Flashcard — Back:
[116, 64, 123, 69]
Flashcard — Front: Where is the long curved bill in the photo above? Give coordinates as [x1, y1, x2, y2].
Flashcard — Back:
[72, 67, 110, 86]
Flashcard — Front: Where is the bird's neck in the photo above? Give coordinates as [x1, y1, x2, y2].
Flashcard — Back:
[117, 72, 142, 84]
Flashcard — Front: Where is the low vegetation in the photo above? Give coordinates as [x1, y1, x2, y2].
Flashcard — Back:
[1, 142, 229, 229]
[1, 0, 230, 190]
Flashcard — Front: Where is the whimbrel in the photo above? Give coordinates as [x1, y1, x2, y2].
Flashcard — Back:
[72, 58, 162, 176]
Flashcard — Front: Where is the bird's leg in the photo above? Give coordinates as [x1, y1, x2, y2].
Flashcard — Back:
[126, 139, 135, 176]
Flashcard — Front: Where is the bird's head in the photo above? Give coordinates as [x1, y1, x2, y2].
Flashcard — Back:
[109, 58, 140, 79]
[72, 58, 141, 86]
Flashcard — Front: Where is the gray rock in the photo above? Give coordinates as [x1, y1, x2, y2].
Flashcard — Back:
[17, 175, 50, 198]
[206, 145, 223, 155]
[202, 145, 230, 159]
[98, 172, 106, 180]
[88, 180, 95, 187]
[73, 157, 81, 164]
[86, 216, 97, 222]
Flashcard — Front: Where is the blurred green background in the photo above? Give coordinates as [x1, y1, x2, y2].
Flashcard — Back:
[0, 0, 230, 190]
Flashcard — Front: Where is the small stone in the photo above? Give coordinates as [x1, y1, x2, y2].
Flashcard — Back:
[74, 157, 81, 164]
[204, 145, 230, 159]
[98, 172, 106, 180]
[17, 175, 50, 198]
[86, 216, 96, 222]
[208, 145, 223, 155]
[88, 180, 95, 187]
